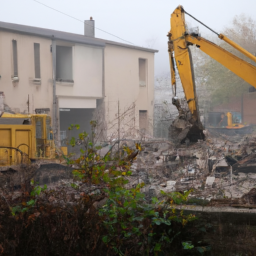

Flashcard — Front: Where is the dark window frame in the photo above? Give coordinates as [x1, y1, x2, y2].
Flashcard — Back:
[139, 110, 148, 131]
[56, 45, 73, 82]
[139, 58, 147, 86]
[12, 40, 18, 77]
[34, 43, 41, 79]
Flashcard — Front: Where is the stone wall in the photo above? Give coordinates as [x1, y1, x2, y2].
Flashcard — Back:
[0, 163, 73, 189]
[212, 91, 256, 125]
[187, 209, 256, 255]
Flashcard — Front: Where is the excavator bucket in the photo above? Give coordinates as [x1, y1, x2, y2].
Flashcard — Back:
[169, 97, 205, 144]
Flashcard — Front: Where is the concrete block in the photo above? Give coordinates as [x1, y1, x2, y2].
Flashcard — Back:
[206, 176, 215, 186]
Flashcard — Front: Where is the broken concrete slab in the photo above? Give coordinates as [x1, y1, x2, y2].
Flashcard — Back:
[167, 180, 176, 187]
[206, 176, 215, 186]
[216, 158, 229, 167]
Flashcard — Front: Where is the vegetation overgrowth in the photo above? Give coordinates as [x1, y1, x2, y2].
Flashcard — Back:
[0, 123, 211, 255]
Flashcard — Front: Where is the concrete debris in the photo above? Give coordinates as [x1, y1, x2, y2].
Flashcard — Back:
[233, 153, 256, 173]
[127, 130, 256, 204]
[166, 180, 176, 188]
[3, 130, 256, 209]
[210, 188, 256, 207]
[216, 158, 229, 167]
[206, 176, 215, 186]
[27, 132, 255, 207]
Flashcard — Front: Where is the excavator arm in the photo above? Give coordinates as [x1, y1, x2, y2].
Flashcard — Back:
[185, 35, 256, 88]
[168, 6, 203, 143]
[168, 6, 198, 121]
[168, 5, 256, 143]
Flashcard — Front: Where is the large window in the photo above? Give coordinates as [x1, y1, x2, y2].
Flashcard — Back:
[139, 58, 147, 86]
[56, 46, 73, 82]
[12, 40, 18, 77]
[34, 43, 41, 79]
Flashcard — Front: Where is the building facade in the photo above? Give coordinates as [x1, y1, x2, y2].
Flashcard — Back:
[0, 20, 157, 146]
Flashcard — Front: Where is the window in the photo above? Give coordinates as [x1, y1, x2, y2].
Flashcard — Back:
[56, 46, 73, 82]
[46, 117, 53, 140]
[139, 58, 147, 86]
[12, 40, 18, 77]
[60, 130, 67, 141]
[36, 117, 43, 139]
[34, 43, 41, 79]
[139, 110, 148, 132]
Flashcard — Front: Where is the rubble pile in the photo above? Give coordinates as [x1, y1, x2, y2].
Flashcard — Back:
[129, 132, 256, 206]
[2, 131, 256, 209]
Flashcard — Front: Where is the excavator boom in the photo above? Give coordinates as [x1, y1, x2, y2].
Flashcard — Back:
[186, 35, 256, 87]
[168, 6, 198, 120]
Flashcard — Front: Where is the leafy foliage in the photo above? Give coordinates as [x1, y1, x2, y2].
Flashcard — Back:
[99, 185, 197, 255]
[0, 123, 211, 255]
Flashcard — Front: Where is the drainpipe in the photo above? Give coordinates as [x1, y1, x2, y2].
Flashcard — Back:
[241, 93, 244, 124]
[102, 47, 105, 98]
[51, 38, 58, 146]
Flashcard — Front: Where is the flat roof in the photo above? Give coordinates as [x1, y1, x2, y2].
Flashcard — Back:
[0, 21, 158, 53]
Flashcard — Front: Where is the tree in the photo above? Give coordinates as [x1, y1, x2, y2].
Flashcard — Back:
[193, 14, 256, 108]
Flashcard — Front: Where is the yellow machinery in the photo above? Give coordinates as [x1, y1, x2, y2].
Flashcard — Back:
[0, 112, 56, 166]
[168, 6, 256, 141]
[226, 112, 244, 129]
[207, 111, 250, 135]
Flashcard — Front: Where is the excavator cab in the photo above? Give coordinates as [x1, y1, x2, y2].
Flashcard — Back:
[34, 115, 55, 159]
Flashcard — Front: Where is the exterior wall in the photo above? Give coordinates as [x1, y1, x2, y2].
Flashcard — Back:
[56, 43, 104, 146]
[243, 92, 256, 124]
[0, 30, 53, 114]
[212, 98, 242, 113]
[0, 31, 104, 114]
[56, 44, 103, 108]
[0, 28, 156, 142]
[212, 92, 256, 124]
[104, 44, 155, 138]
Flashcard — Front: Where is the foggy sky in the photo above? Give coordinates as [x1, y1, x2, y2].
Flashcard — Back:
[1, 0, 256, 75]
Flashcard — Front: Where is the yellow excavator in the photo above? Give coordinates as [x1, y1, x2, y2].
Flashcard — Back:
[0, 112, 55, 167]
[0, 93, 67, 169]
[168, 6, 256, 143]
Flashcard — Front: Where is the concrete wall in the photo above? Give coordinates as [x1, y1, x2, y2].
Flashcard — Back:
[56, 44, 103, 109]
[243, 92, 256, 124]
[0, 29, 156, 141]
[212, 91, 256, 124]
[0, 30, 104, 114]
[0, 30, 53, 114]
[104, 44, 155, 138]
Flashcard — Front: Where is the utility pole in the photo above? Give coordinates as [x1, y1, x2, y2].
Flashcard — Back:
[241, 93, 244, 124]
[230, 165, 232, 185]
[27, 94, 29, 114]
[51, 38, 58, 146]
[118, 100, 120, 156]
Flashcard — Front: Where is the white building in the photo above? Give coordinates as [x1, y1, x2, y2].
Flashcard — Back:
[0, 19, 157, 147]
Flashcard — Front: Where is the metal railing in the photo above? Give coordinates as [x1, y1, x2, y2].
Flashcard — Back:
[0, 146, 29, 166]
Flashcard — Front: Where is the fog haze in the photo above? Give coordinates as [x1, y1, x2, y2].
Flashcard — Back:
[1, 0, 255, 75]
